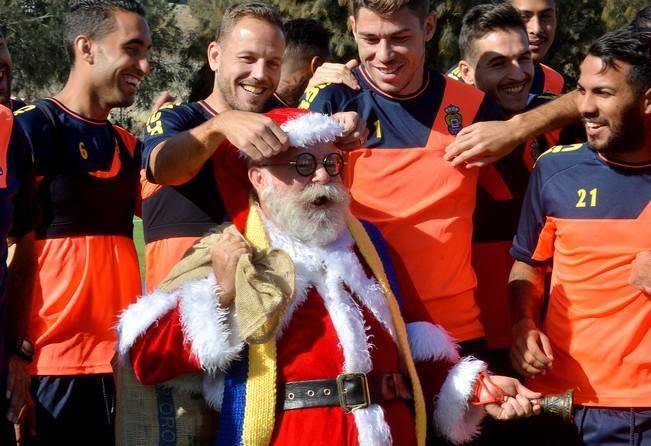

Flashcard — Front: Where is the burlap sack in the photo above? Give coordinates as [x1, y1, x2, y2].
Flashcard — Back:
[235, 247, 294, 343]
[160, 223, 295, 344]
[113, 355, 219, 446]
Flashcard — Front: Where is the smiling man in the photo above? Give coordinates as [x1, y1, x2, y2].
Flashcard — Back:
[301, 0, 511, 367]
[139, 1, 288, 293]
[453, 3, 580, 380]
[13, 1, 151, 444]
[140, 2, 363, 293]
[448, 0, 563, 95]
[458, 4, 534, 117]
[509, 0, 563, 94]
[509, 26, 651, 445]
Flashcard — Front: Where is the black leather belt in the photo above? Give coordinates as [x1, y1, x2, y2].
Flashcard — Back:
[282, 372, 412, 412]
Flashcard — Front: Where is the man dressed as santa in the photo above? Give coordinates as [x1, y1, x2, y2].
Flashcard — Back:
[117, 109, 541, 446]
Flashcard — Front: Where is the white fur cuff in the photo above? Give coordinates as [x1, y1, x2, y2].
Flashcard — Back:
[117, 288, 179, 358]
[433, 357, 487, 444]
[177, 274, 244, 373]
[407, 322, 460, 363]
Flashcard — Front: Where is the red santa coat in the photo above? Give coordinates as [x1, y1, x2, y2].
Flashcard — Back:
[118, 227, 488, 445]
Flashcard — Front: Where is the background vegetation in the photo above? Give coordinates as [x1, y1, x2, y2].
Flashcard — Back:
[0, 0, 645, 133]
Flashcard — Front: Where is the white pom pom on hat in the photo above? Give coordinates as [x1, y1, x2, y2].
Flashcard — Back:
[265, 108, 343, 148]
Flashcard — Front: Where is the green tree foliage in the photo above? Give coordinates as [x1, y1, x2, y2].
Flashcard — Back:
[549, 0, 605, 85]
[601, 0, 649, 30]
[2, 0, 645, 120]
[1, 0, 68, 98]
[271, 0, 356, 60]
[0, 0, 195, 130]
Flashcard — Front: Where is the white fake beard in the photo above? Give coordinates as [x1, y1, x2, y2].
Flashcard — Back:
[260, 175, 351, 246]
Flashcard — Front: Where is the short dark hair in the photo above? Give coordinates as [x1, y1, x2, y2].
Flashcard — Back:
[351, 0, 429, 20]
[459, 3, 526, 61]
[64, 0, 145, 63]
[283, 19, 332, 63]
[632, 6, 651, 29]
[505, 0, 556, 8]
[214, 1, 283, 42]
[587, 25, 651, 97]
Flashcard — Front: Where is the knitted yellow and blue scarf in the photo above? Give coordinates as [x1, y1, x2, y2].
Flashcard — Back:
[216, 204, 426, 446]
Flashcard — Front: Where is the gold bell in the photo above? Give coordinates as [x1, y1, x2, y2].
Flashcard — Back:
[532, 389, 574, 422]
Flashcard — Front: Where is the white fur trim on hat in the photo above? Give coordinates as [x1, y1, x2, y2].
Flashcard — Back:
[281, 112, 343, 148]
[433, 357, 487, 444]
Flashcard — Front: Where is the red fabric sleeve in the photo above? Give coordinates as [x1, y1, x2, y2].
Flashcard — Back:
[130, 307, 202, 384]
[416, 358, 455, 416]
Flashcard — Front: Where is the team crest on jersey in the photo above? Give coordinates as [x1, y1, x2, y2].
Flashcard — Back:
[444, 104, 463, 135]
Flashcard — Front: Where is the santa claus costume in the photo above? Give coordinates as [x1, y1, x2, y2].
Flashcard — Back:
[117, 109, 489, 446]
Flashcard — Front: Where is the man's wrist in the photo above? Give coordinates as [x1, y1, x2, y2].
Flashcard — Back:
[511, 317, 537, 334]
[12, 336, 34, 363]
[506, 113, 530, 144]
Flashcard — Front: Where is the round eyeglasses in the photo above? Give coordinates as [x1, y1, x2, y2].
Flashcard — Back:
[259, 152, 345, 177]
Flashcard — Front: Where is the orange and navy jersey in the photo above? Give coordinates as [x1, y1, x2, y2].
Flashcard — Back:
[471, 93, 573, 348]
[142, 101, 228, 244]
[473, 93, 584, 245]
[141, 101, 228, 290]
[446, 61, 564, 95]
[532, 63, 564, 96]
[512, 143, 651, 406]
[264, 92, 291, 110]
[9, 97, 27, 111]
[141, 98, 290, 292]
[0, 107, 35, 386]
[300, 67, 503, 342]
[15, 98, 141, 239]
[15, 98, 141, 375]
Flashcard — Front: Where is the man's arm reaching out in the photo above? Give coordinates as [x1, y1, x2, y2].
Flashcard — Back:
[149, 110, 289, 186]
[445, 91, 581, 168]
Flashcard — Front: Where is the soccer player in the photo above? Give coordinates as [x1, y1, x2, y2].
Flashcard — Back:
[301, 0, 513, 361]
[455, 3, 582, 378]
[509, 26, 651, 444]
[140, 1, 287, 292]
[141, 2, 362, 292]
[448, 0, 564, 95]
[14, 1, 151, 444]
[456, 3, 536, 375]
[0, 107, 36, 444]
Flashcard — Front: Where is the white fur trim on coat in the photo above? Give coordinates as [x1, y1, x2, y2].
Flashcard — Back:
[265, 220, 393, 446]
[177, 274, 244, 373]
[202, 374, 225, 411]
[117, 288, 179, 358]
[407, 322, 460, 363]
[433, 357, 487, 444]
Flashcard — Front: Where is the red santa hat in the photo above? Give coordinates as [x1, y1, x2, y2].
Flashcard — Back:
[212, 108, 343, 232]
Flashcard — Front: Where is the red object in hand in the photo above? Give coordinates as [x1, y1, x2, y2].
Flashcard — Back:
[471, 371, 506, 405]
